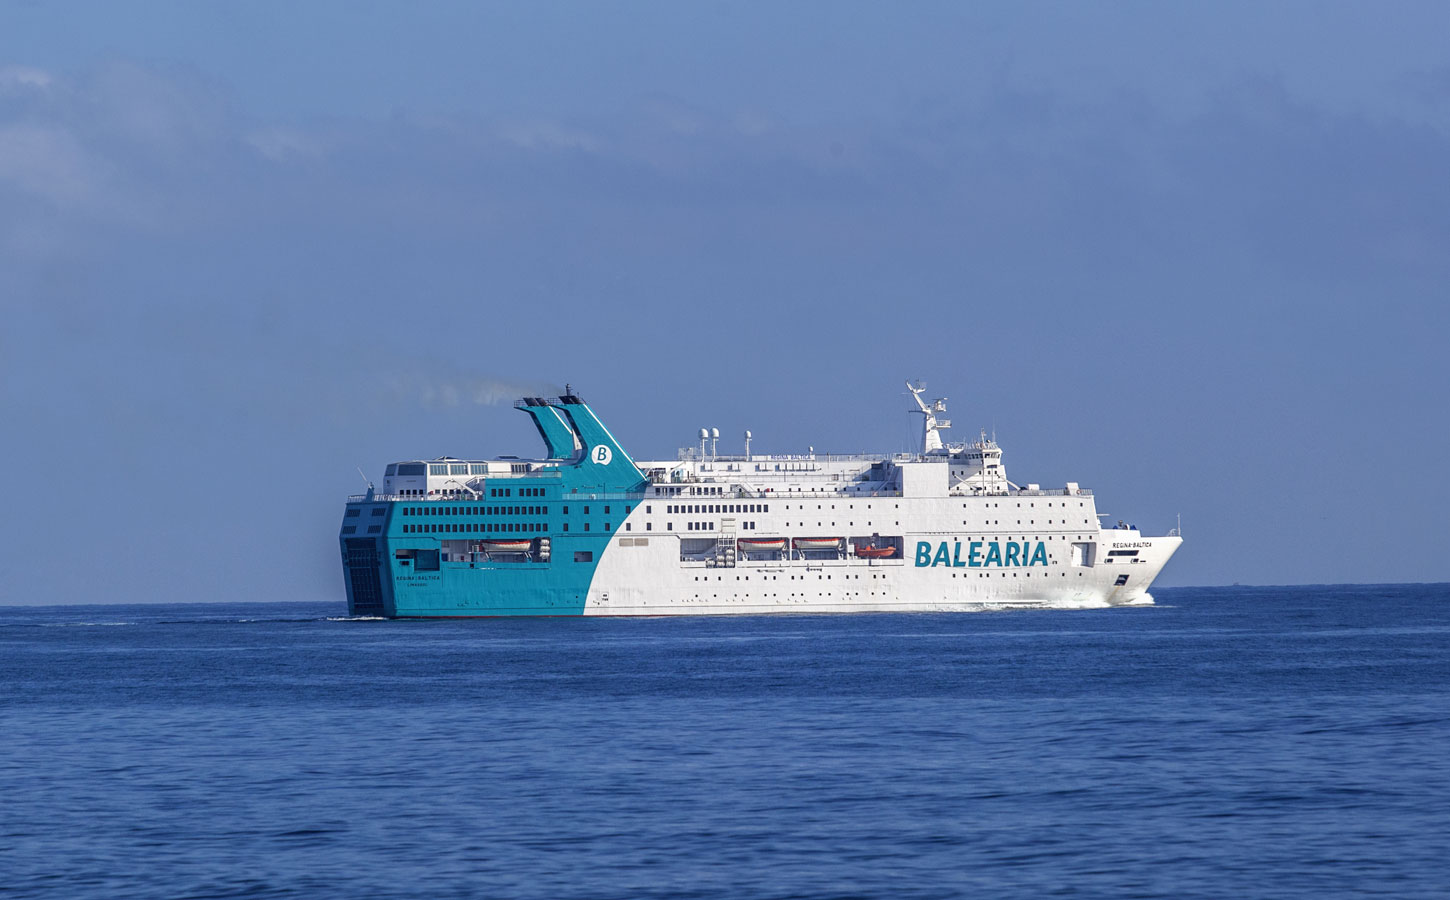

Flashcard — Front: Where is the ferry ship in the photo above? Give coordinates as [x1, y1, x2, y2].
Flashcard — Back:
[340, 383, 1181, 617]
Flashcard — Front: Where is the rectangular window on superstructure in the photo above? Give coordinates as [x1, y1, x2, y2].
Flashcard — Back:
[345, 509, 360, 517]
[341, 526, 356, 534]
[471, 464, 487, 475]
[450, 464, 467, 475]
[372, 508, 385, 516]
[367, 525, 381, 534]
[563, 523, 568, 532]
[574, 551, 593, 563]
[562, 506, 569, 514]
[430, 464, 447, 475]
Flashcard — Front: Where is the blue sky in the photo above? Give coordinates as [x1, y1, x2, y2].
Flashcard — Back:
[2, 2, 1448, 603]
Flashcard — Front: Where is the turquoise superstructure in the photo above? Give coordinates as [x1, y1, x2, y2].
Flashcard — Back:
[340, 391, 647, 617]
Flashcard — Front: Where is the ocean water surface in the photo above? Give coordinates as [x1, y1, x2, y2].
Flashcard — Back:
[2, 585, 1448, 899]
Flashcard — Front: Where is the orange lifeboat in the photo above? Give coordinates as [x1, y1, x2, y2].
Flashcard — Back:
[855, 545, 896, 559]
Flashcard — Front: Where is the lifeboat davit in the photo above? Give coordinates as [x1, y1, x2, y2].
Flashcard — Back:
[854, 545, 896, 559]
[793, 537, 843, 551]
[737, 538, 787, 552]
[480, 539, 532, 553]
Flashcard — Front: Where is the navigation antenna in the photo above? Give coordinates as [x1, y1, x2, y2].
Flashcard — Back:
[356, 466, 375, 498]
[906, 380, 951, 455]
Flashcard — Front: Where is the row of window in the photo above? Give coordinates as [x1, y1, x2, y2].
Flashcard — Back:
[422, 463, 492, 476]
[403, 523, 547, 534]
[406, 522, 615, 534]
[343, 507, 387, 517]
[340, 525, 382, 535]
[489, 486, 544, 497]
[402, 505, 546, 517]
[666, 503, 768, 515]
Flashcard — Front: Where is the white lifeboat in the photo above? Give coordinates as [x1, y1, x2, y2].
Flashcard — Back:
[479, 539, 532, 553]
[793, 537, 843, 551]
[737, 537, 787, 552]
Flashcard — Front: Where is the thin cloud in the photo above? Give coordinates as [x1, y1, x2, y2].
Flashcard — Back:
[0, 123, 101, 206]
[0, 64, 53, 91]
[497, 120, 601, 152]
[246, 127, 325, 162]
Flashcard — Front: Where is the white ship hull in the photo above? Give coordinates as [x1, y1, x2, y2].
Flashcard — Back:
[581, 497, 1181, 615]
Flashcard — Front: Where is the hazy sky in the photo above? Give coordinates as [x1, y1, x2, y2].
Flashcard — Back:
[3, 2, 1448, 603]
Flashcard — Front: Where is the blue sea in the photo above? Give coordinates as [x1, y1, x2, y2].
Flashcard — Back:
[3, 585, 1448, 899]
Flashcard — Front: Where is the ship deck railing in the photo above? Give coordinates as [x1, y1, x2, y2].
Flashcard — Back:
[1012, 488, 1094, 497]
[350, 485, 1091, 504]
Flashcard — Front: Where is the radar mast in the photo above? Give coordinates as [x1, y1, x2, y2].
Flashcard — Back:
[907, 380, 951, 455]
